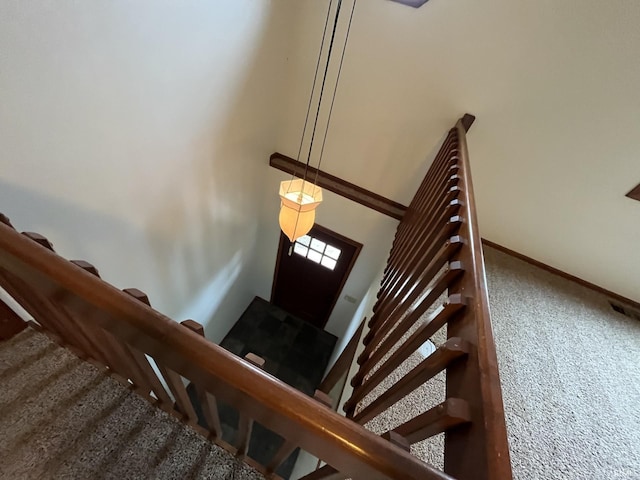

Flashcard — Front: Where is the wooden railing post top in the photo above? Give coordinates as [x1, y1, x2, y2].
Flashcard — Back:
[71, 260, 100, 277]
[0, 213, 14, 228]
[181, 319, 205, 337]
[22, 232, 53, 250]
[123, 288, 150, 306]
[461, 113, 476, 132]
[245, 352, 266, 369]
[447, 293, 466, 307]
[444, 337, 470, 353]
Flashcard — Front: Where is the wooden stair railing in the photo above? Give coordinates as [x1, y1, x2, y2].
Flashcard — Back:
[0, 114, 511, 480]
[343, 114, 512, 480]
[0, 215, 449, 480]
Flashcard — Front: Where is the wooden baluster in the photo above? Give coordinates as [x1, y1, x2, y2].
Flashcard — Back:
[10, 234, 77, 345]
[374, 198, 462, 324]
[348, 295, 466, 410]
[52, 260, 127, 369]
[180, 319, 222, 438]
[127, 349, 173, 405]
[357, 259, 464, 371]
[386, 131, 457, 254]
[0, 269, 72, 347]
[120, 288, 173, 403]
[386, 146, 459, 269]
[313, 389, 333, 409]
[374, 188, 462, 321]
[13, 234, 109, 361]
[382, 174, 459, 288]
[378, 198, 462, 307]
[365, 199, 463, 343]
[124, 288, 194, 413]
[357, 295, 465, 386]
[0, 298, 27, 340]
[157, 364, 199, 423]
[266, 390, 332, 476]
[383, 172, 461, 281]
[0, 220, 60, 341]
[236, 352, 265, 459]
[61, 262, 150, 391]
[8, 235, 105, 370]
[392, 398, 471, 445]
[351, 338, 469, 424]
[365, 235, 464, 344]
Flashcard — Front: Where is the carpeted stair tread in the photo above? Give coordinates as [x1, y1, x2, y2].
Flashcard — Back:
[0, 329, 265, 480]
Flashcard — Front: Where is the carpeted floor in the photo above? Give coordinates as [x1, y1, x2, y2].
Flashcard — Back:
[356, 246, 640, 480]
[484, 246, 640, 480]
[0, 328, 265, 480]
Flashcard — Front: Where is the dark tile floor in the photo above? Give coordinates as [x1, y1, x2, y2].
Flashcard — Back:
[188, 296, 337, 479]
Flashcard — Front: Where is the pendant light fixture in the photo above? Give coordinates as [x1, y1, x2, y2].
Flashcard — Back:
[279, 0, 357, 243]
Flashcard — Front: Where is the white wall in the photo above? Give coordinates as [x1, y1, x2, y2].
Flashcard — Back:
[275, 0, 640, 305]
[325, 261, 385, 374]
[0, 0, 293, 341]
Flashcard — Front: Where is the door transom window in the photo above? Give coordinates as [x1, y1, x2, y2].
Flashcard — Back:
[293, 234, 342, 270]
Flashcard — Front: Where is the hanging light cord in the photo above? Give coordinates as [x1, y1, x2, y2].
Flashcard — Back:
[287, 0, 356, 248]
[289, 0, 334, 188]
[289, 0, 344, 247]
[301, 0, 344, 186]
[315, 0, 357, 186]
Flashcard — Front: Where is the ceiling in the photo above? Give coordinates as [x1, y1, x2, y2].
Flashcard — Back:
[276, 0, 640, 302]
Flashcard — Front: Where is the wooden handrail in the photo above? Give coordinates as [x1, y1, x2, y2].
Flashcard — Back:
[0, 114, 510, 480]
[0, 220, 449, 480]
[443, 119, 512, 479]
[344, 115, 512, 480]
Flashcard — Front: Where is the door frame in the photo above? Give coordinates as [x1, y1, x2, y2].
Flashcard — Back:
[270, 224, 363, 328]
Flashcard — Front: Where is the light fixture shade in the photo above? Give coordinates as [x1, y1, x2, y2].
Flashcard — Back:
[278, 179, 323, 242]
[279, 206, 316, 243]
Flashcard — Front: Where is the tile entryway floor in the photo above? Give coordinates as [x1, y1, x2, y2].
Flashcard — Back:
[188, 296, 337, 479]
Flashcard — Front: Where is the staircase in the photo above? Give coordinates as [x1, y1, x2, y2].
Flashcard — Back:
[0, 327, 264, 480]
[0, 116, 512, 480]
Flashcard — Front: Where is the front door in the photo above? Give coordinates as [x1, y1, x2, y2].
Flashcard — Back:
[271, 225, 362, 329]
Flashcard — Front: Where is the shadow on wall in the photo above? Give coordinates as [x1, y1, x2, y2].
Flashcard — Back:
[140, 3, 291, 342]
[0, 177, 247, 341]
[0, 179, 140, 262]
[0, 1, 292, 344]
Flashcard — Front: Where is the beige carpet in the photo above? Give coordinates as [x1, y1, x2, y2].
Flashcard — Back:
[356, 246, 640, 480]
[0, 328, 265, 480]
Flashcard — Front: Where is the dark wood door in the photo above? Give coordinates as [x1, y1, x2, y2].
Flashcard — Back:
[271, 225, 362, 329]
